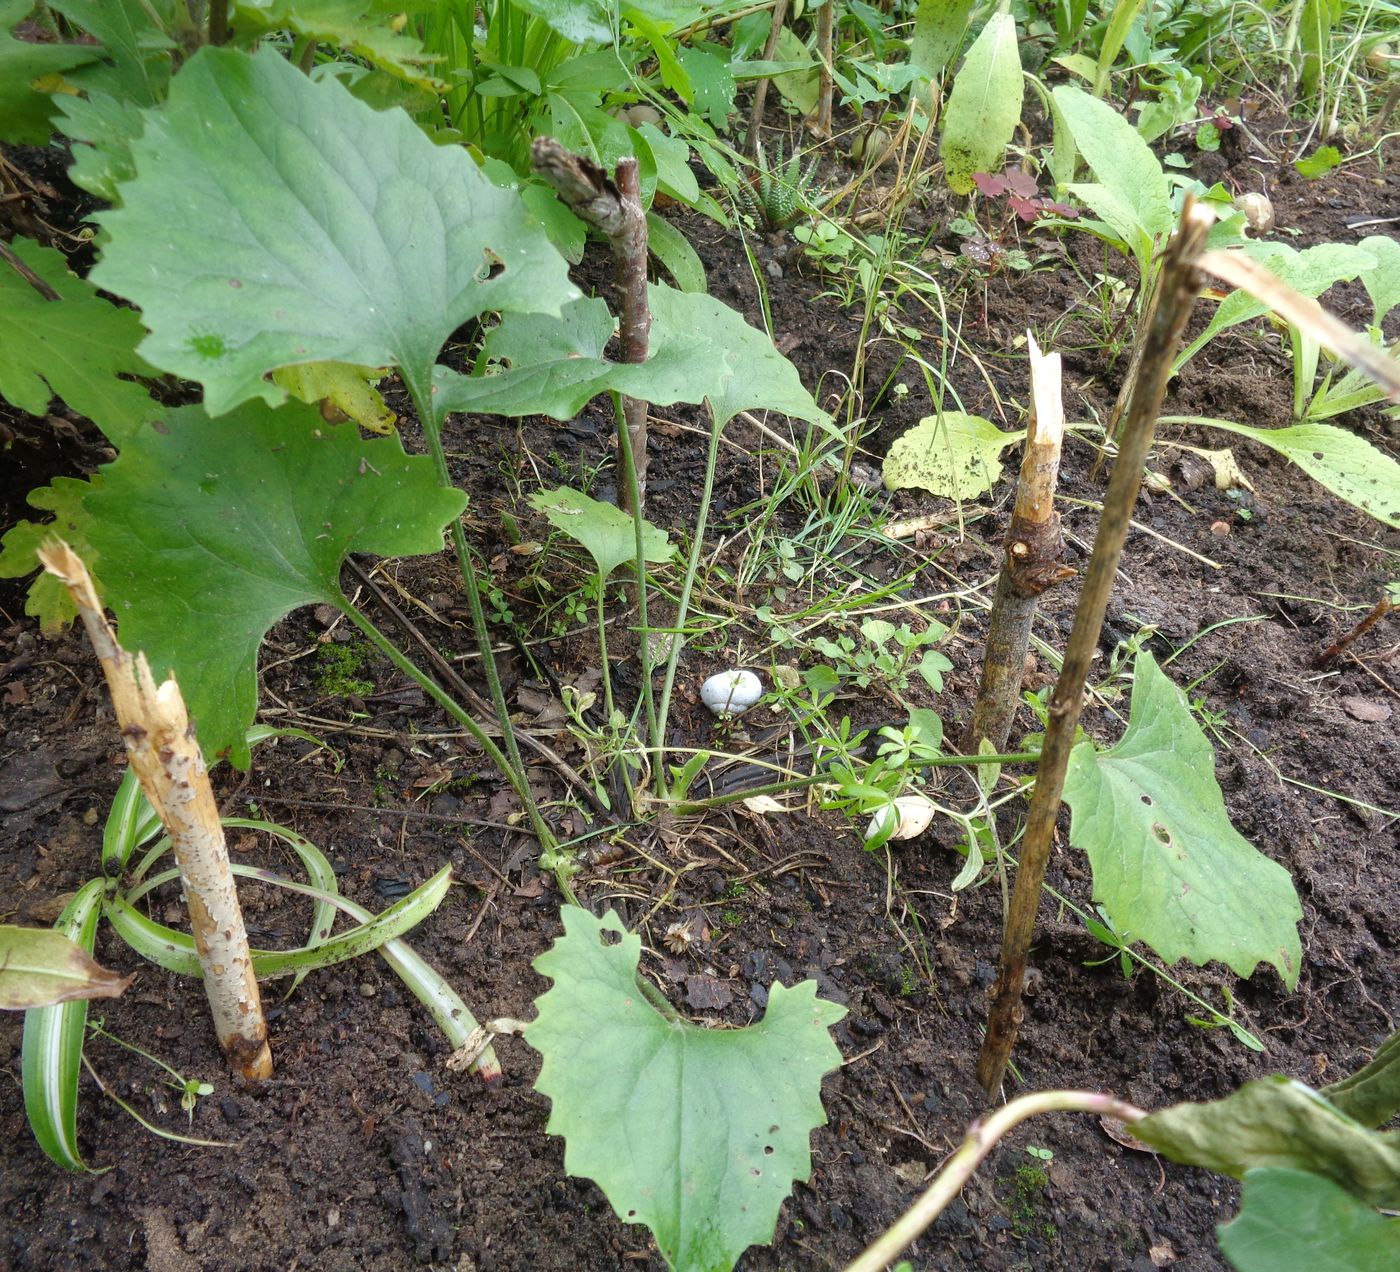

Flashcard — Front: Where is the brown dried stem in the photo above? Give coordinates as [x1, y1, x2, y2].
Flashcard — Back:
[37, 541, 273, 1081]
[814, 1, 836, 138]
[746, 0, 790, 156]
[966, 334, 1072, 754]
[975, 203, 1213, 1097]
[532, 138, 652, 512]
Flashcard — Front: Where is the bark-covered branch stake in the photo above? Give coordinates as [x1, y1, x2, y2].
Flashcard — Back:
[814, 1, 837, 139]
[532, 138, 652, 512]
[37, 540, 273, 1081]
[966, 334, 1072, 754]
[975, 202, 1213, 1097]
[746, 0, 791, 156]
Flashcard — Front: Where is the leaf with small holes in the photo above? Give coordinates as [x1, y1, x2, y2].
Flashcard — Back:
[1062, 653, 1302, 986]
[528, 906, 846, 1272]
[92, 46, 576, 416]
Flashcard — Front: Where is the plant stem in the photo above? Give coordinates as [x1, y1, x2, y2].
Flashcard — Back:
[400, 372, 557, 851]
[207, 0, 228, 45]
[842, 1090, 1148, 1272]
[967, 335, 1071, 753]
[746, 0, 790, 155]
[814, 0, 836, 138]
[671, 751, 1039, 816]
[975, 202, 1213, 1097]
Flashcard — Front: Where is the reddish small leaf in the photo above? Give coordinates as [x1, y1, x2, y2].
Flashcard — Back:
[1003, 167, 1039, 198]
[972, 171, 1007, 197]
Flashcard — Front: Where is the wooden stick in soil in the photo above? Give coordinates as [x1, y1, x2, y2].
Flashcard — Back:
[966, 334, 1072, 754]
[37, 540, 273, 1082]
[813, 1, 836, 139]
[531, 139, 652, 513]
[975, 202, 1214, 1098]
[746, 0, 790, 156]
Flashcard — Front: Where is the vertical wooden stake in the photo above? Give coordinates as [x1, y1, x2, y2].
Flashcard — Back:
[814, 1, 837, 139]
[38, 541, 273, 1081]
[966, 335, 1072, 754]
[747, 0, 791, 156]
[975, 203, 1213, 1097]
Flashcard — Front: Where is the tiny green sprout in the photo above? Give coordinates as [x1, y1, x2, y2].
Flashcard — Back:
[1025, 1144, 1054, 1163]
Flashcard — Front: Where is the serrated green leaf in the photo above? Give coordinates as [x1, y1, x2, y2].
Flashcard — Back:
[0, 925, 132, 1010]
[512, 0, 611, 44]
[436, 285, 825, 430]
[527, 486, 673, 580]
[0, 475, 102, 634]
[1063, 653, 1302, 985]
[0, 237, 159, 445]
[85, 400, 466, 768]
[21, 879, 107, 1171]
[881, 412, 1016, 499]
[1133, 1077, 1400, 1208]
[0, 0, 102, 144]
[230, 1, 444, 87]
[1294, 144, 1342, 179]
[53, 90, 145, 203]
[528, 907, 846, 1272]
[1165, 417, 1400, 529]
[939, 10, 1023, 195]
[675, 41, 735, 128]
[1322, 1029, 1400, 1130]
[93, 46, 576, 417]
[1220, 1167, 1400, 1272]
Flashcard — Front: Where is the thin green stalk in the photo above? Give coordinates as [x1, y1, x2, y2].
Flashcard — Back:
[654, 405, 725, 779]
[671, 751, 1038, 815]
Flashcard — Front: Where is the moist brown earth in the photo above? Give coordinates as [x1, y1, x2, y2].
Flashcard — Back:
[1, 118, 1397, 1272]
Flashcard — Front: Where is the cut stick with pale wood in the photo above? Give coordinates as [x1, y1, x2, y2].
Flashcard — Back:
[966, 334, 1073, 754]
[37, 540, 273, 1081]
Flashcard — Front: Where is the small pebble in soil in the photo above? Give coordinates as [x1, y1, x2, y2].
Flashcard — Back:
[359, 982, 376, 997]
[1209, 520, 1231, 536]
[82, 807, 98, 826]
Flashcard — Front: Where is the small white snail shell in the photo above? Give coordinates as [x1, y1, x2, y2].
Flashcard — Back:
[865, 794, 937, 843]
[700, 669, 763, 719]
[1234, 192, 1275, 234]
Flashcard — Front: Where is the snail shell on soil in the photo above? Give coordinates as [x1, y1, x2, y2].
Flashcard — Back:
[1234, 191, 1275, 234]
[865, 793, 937, 842]
[700, 669, 763, 718]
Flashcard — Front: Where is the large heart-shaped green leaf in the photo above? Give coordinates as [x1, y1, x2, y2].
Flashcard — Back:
[0, 0, 101, 144]
[93, 46, 577, 416]
[529, 907, 846, 1272]
[1063, 653, 1302, 985]
[435, 284, 826, 430]
[882, 412, 1018, 500]
[85, 401, 467, 768]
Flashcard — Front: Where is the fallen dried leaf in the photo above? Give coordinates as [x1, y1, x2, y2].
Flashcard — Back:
[1341, 695, 1392, 723]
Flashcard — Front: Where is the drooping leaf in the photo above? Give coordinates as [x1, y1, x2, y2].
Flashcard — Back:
[271, 361, 396, 434]
[527, 487, 673, 581]
[1062, 653, 1302, 985]
[1052, 84, 1172, 260]
[0, 926, 133, 1010]
[1132, 1077, 1400, 1208]
[770, 26, 820, 115]
[881, 412, 1017, 500]
[0, 475, 102, 634]
[49, 0, 174, 106]
[1321, 1029, 1400, 1130]
[1165, 417, 1400, 529]
[1175, 241, 1376, 371]
[1357, 234, 1400, 327]
[21, 880, 106, 1171]
[528, 906, 846, 1272]
[646, 210, 707, 292]
[93, 46, 577, 417]
[939, 9, 1023, 195]
[0, 236, 159, 446]
[435, 285, 826, 430]
[511, 0, 611, 44]
[0, 0, 101, 144]
[85, 400, 467, 768]
[1219, 1168, 1400, 1272]
[230, 1, 444, 87]
[909, 0, 974, 79]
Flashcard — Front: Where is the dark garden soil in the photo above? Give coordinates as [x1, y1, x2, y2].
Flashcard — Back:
[1, 118, 1398, 1272]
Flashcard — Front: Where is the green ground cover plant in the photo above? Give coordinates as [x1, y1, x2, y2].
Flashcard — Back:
[2, 1, 1399, 1268]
